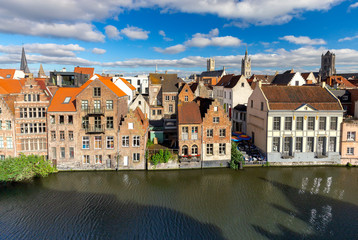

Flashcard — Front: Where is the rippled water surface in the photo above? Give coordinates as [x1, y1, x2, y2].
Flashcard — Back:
[0, 167, 357, 239]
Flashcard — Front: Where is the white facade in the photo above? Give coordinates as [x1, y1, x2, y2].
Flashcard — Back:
[122, 75, 149, 95]
[129, 94, 150, 119]
[113, 77, 136, 104]
[287, 72, 306, 86]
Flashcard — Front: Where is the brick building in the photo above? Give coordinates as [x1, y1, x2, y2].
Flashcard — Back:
[48, 76, 129, 170]
[340, 119, 358, 165]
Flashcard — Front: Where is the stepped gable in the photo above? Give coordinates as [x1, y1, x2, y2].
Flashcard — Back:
[194, 97, 214, 118]
[261, 85, 342, 111]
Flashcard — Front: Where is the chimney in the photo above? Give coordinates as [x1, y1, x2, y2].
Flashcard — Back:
[62, 67, 66, 72]
[258, 80, 262, 88]
[322, 81, 326, 88]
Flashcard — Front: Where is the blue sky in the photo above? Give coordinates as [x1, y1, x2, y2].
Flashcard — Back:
[1, 0, 358, 77]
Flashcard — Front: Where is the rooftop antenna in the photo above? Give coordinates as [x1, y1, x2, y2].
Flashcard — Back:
[155, 64, 158, 73]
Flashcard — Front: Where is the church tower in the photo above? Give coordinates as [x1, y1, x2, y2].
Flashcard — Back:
[20, 47, 30, 73]
[207, 57, 215, 72]
[241, 48, 251, 78]
[319, 51, 336, 81]
[38, 64, 46, 78]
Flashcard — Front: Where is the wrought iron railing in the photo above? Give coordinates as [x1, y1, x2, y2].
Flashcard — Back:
[85, 124, 105, 134]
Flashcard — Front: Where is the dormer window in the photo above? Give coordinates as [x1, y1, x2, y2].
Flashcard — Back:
[63, 97, 71, 104]
[6, 74, 10, 78]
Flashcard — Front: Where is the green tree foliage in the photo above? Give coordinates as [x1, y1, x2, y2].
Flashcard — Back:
[230, 143, 244, 170]
[150, 149, 172, 165]
[0, 154, 56, 182]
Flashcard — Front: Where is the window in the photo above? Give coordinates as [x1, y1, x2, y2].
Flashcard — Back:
[169, 104, 173, 113]
[284, 117, 292, 130]
[347, 131, 356, 141]
[81, 100, 88, 110]
[68, 115, 73, 124]
[133, 136, 140, 147]
[6, 137, 13, 149]
[133, 153, 140, 162]
[63, 97, 71, 104]
[207, 129, 213, 137]
[182, 127, 188, 140]
[295, 137, 303, 152]
[106, 117, 114, 129]
[307, 137, 314, 152]
[329, 137, 336, 152]
[52, 147, 56, 159]
[206, 144, 213, 155]
[273, 117, 281, 130]
[60, 147, 65, 158]
[213, 117, 219, 123]
[347, 147, 354, 155]
[94, 136, 102, 149]
[94, 100, 101, 110]
[172, 96, 175, 101]
[296, 117, 303, 130]
[0, 137, 3, 148]
[4, 120, 11, 130]
[261, 102, 264, 111]
[94, 87, 101, 97]
[157, 109, 162, 115]
[82, 116, 89, 129]
[220, 129, 226, 137]
[128, 123, 133, 129]
[251, 100, 253, 108]
[272, 137, 280, 152]
[165, 95, 170, 101]
[342, 95, 349, 101]
[60, 131, 65, 141]
[219, 143, 226, 155]
[241, 82, 244, 87]
[214, 106, 218, 111]
[0, 120, 1, 130]
[308, 117, 315, 130]
[191, 126, 198, 140]
[107, 136, 114, 149]
[184, 96, 188, 102]
[0, 108, 2, 114]
[152, 110, 156, 116]
[82, 136, 90, 149]
[283, 137, 292, 155]
[51, 131, 56, 141]
[330, 117, 338, 130]
[106, 100, 113, 110]
[83, 155, 90, 164]
[95, 155, 102, 164]
[59, 115, 64, 124]
[319, 117, 326, 130]
[191, 145, 198, 155]
[122, 136, 129, 147]
[138, 101, 142, 105]
[69, 147, 74, 158]
[69, 131, 74, 141]
[182, 145, 188, 156]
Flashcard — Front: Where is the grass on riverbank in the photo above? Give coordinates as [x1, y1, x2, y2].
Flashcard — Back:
[0, 154, 57, 182]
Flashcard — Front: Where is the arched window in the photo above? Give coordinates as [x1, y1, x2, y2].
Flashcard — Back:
[182, 145, 188, 156]
[191, 145, 198, 155]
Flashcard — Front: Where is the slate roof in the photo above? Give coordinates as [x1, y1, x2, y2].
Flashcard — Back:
[271, 72, 295, 85]
[249, 74, 275, 84]
[301, 73, 311, 80]
[261, 85, 342, 111]
[234, 104, 247, 111]
[215, 74, 234, 86]
[200, 70, 224, 77]
[190, 82, 198, 92]
[339, 73, 358, 80]
[149, 73, 178, 85]
[225, 75, 244, 88]
[178, 101, 202, 124]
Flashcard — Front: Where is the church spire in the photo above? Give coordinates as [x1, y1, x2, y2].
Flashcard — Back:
[20, 47, 30, 73]
[38, 64, 46, 78]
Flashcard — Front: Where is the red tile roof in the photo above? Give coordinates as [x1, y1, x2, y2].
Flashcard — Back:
[95, 74, 127, 98]
[119, 77, 136, 90]
[178, 102, 202, 124]
[48, 87, 81, 112]
[261, 85, 342, 111]
[0, 69, 16, 79]
[74, 67, 94, 77]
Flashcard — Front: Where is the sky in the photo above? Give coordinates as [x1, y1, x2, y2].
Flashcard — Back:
[1, 0, 358, 77]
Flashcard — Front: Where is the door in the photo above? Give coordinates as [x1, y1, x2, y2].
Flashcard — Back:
[123, 156, 128, 166]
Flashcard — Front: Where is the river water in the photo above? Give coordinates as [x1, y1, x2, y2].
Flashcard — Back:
[0, 167, 357, 239]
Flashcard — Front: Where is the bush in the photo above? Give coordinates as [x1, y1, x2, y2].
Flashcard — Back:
[230, 143, 244, 170]
[163, 149, 171, 163]
[150, 149, 172, 165]
[346, 162, 353, 167]
[0, 154, 56, 182]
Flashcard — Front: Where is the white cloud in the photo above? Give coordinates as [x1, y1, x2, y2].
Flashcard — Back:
[120, 26, 150, 40]
[154, 44, 186, 54]
[105, 25, 122, 40]
[92, 48, 106, 54]
[159, 30, 173, 41]
[0, 1, 345, 41]
[348, 2, 358, 9]
[338, 35, 358, 42]
[0, 43, 84, 57]
[280, 35, 326, 45]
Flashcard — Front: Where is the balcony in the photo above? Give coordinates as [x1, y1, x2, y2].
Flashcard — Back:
[85, 124, 105, 134]
[86, 107, 105, 115]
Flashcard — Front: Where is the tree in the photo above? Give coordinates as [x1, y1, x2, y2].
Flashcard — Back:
[230, 142, 244, 170]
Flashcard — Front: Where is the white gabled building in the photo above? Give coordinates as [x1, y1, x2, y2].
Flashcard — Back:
[112, 77, 136, 104]
[271, 70, 306, 86]
[247, 82, 344, 165]
[121, 74, 149, 95]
